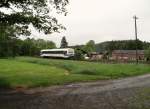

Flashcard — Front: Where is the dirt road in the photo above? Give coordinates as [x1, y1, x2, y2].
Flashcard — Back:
[0, 74, 150, 109]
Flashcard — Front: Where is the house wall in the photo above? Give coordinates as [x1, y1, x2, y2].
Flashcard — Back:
[112, 52, 145, 61]
[90, 54, 103, 60]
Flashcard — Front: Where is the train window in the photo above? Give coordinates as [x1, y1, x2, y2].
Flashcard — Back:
[42, 51, 67, 54]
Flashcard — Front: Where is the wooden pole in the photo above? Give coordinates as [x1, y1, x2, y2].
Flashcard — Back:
[133, 15, 138, 64]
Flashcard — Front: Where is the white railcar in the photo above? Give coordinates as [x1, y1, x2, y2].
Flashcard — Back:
[40, 48, 75, 58]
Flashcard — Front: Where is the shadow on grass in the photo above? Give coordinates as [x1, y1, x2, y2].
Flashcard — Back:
[0, 78, 10, 89]
[77, 69, 98, 75]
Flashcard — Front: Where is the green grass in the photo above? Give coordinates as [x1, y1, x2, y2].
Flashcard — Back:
[0, 56, 150, 88]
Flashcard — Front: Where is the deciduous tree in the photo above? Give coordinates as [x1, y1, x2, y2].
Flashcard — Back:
[83, 40, 96, 53]
[0, 0, 69, 35]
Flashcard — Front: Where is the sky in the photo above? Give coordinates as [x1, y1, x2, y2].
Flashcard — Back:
[32, 0, 150, 47]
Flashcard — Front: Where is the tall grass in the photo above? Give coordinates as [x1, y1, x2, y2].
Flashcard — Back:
[16, 57, 150, 78]
[0, 57, 150, 88]
[0, 59, 106, 88]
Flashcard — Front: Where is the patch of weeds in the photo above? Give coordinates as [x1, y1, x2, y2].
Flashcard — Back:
[77, 69, 98, 75]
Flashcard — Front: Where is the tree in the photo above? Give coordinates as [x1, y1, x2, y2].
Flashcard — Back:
[20, 38, 56, 56]
[0, 0, 67, 57]
[35, 39, 56, 49]
[0, 0, 68, 36]
[20, 38, 35, 56]
[60, 36, 68, 48]
[0, 24, 19, 57]
[73, 48, 84, 60]
[83, 40, 96, 53]
[95, 40, 147, 53]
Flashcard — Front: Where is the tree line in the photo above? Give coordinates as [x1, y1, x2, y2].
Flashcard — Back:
[0, 35, 69, 57]
[95, 40, 150, 52]
[0, 36, 56, 57]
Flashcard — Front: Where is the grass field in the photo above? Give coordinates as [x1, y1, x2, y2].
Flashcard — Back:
[0, 57, 150, 88]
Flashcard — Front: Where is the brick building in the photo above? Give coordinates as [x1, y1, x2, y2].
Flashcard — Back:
[112, 50, 145, 61]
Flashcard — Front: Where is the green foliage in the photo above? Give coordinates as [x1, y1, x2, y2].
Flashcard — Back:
[73, 48, 84, 60]
[96, 40, 149, 53]
[0, 0, 68, 36]
[83, 40, 96, 53]
[0, 0, 65, 57]
[71, 40, 96, 60]
[20, 38, 56, 56]
[0, 25, 21, 57]
[0, 37, 56, 57]
[35, 39, 56, 49]
[60, 36, 68, 48]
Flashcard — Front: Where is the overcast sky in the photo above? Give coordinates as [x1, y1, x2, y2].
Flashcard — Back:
[32, 0, 150, 47]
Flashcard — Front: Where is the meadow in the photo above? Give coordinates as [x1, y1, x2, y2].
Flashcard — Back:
[0, 57, 150, 88]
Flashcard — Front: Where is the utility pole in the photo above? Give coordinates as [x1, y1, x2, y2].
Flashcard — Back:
[133, 15, 138, 64]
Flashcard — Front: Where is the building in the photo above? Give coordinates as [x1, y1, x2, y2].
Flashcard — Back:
[90, 52, 103, 60]
[112, 50, 145, 61]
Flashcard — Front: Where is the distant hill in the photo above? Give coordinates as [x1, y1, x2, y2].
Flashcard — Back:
[95, 40, 150, 52]
[69, 40, 150, 53]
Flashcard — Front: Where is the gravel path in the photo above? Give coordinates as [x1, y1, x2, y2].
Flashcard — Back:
[0, 74, 150, 109]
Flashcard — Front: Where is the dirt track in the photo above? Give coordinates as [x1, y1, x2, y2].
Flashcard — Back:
[0, 74, 150, 109]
